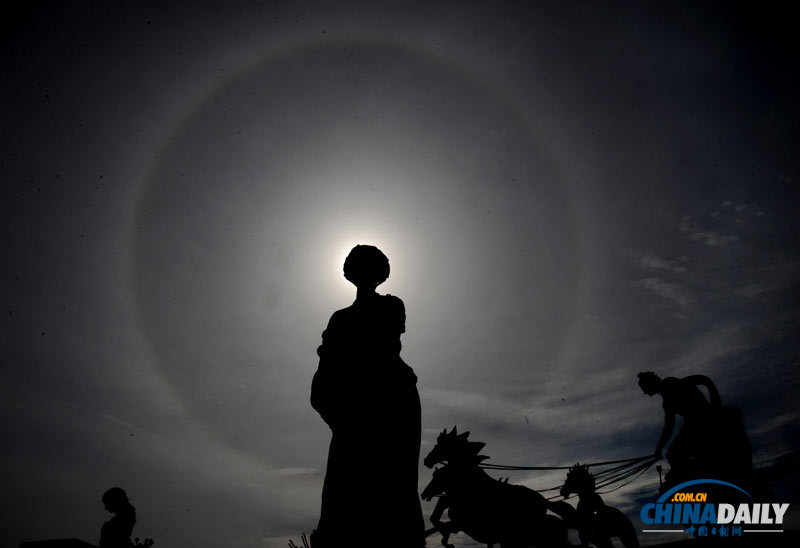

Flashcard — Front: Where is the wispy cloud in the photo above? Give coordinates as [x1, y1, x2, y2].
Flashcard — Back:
[630, 250, 688, 273]
[659, 321, 754, 379]
[634, 277, 694, 307]
[624, 250, 693, 306]
[689, 231, 739, 245]
[680, 216, 739, 246]
[683, 200, 766, 244]
[270, 467, 319, 476]
[421, 387, 528, 436]
[99, 413, 143, 432]
[733, 282, 770, 301]
[748, 410, 800, 438]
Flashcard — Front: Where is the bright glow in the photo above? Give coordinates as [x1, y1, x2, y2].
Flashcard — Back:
[325, 229, 409, 302]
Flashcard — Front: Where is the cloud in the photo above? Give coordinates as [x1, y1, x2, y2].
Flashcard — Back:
[421, 387, 529, 436]
[689, 230, 739, 246]
[683, 201, 766, 243]
[733, 283, 769, 300]
[625, 250, 692, 307]
[640, 252, 671, 271]
[748, 410, 800, 438]
[661, 322, 753, 376]
[270, 467, 319, 476]
[634, 277, 694, 307]
[731, 260, 800, 302]
[631, 251, 688, 273]
[679, 215, 739, 246]
[100, 413, 143, 432]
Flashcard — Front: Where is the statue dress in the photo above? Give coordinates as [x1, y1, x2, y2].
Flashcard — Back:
[99, 504, 135, 548]
[311, 293, 425, 547]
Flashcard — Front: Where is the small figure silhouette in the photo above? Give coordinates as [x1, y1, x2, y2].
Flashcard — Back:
[560, 463, 639, 548]
[638, 371, 752, 488]
[99, 488, 136, 548]
[310, 245, 424, 548]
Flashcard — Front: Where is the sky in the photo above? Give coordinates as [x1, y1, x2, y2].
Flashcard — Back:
[2, 1, 799, 547]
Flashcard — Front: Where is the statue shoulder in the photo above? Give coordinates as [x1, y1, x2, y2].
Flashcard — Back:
[326, 306, 354, 327]
[382, 293, 405, 310]
[382, 294, 406, 333]
[661, 376, 681, 390]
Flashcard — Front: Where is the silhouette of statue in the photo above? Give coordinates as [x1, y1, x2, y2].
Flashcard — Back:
[559, 463, 639, 548]
[638, 371, 752, 487]
[99, 488, 136, 548]
[422, 427, 569, 548]
[310, 245, 425, 548]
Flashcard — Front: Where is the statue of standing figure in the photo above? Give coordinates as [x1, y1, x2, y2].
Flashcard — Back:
[310, 245, 425, 548]
[99, 488, 136, 548]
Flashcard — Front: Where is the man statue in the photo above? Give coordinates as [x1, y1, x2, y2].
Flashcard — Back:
[638, 371, 724, 482]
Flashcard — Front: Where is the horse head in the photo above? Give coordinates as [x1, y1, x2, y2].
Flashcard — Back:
[424, 426, 489, 468]
[560, 463, 595, 499]
[421, 466, 449, 502]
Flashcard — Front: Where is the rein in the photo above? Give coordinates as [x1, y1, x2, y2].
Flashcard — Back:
[426, 454, 657, 500]
[475, 454, 653, 471]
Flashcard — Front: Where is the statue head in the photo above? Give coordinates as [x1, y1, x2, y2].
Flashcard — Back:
[637, 371, 661, 396]
[102, 487, 130, 513]
[343, 244, 390, 289]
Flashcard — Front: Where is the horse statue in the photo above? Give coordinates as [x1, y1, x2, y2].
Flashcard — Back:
[559, 463, 639, 548]
[421, 427, 569, 548]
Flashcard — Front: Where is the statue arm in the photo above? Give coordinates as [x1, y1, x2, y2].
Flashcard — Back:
[655, 411, 675, 458]
[310, 363, 332, 422]
[310, 315, 342, 425]
[685, 374, 722, 408]
[384, 294, 406, 334]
